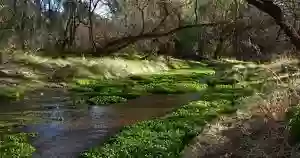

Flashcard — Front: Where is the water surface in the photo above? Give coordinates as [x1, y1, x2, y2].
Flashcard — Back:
[0, 88, 201, 157]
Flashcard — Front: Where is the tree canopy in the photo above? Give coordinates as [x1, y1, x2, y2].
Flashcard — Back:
[0, 0, 299, 60]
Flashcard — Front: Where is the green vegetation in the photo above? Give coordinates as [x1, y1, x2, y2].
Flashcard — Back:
[0, 53, 284, 158]
[11, 51, 191, 80]
[80, 87, 255, 158]
[0, 132, 35, 158]
[80, 61, 266, 158]
[1, 0, 300, 156]
[287, 106, 300, 143]
[71, 63, 213, 105]
[0, 51, 192, 101]
[0, 87, 24, 101]
[81, 100, 237, 158]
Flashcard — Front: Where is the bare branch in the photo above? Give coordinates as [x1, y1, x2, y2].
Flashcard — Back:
[246, 0, 300, 50]
[96, 21, 231, 54]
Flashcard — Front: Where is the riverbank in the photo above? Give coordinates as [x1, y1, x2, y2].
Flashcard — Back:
[70, 65, 212, 106]
[181, 80, 300, 158]
[1, 52, 299, 158]
[0, 57, 240, 157]
[79, 60, 267, 158]
[0, 52, 208, 157]
[0, 50, 191, 101]
[0, 51, 193, 157]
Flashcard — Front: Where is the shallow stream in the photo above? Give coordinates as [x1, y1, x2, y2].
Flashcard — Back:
[0, 88, 201, 157]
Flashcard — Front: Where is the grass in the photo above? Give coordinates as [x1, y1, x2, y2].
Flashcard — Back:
[11, 51, 191, 80]
[1, 56, 277, 158]
[70, 65, 213, 105]
[0, 52, 207, 157]
[80, 86, 255, 158]
[184, 77, 300, 158]
[0, 50, 193, 101]
[79, 61, 266, 158]
[1, 51, 284, 158]
[186, 57, 300, 158]
[80, 101, 221, 158]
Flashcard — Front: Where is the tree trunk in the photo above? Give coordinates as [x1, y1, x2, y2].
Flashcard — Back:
[214, 37, 224, 59]
[60, 18, 72, 50]
[245, 0, 300, 50]
[19, 0, 27, 50]
[88, 10, 96, 51]
[233, 0, 240, 56]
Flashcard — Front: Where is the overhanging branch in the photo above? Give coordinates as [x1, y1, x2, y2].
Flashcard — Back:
[96, 21, 231, 54]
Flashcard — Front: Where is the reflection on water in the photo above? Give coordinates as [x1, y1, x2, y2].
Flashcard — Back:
[0, 91, 201, 158]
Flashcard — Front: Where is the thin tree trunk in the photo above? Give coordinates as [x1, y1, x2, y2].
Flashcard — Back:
[35, 0, 42, 29]
[214, 37, 224, 59]
[20, 0, 27, 50]
[88, 1, 96, 51]
[69, 15, 76, 48]
[197, 30, 205, 56]
[233, 0, 239, 56]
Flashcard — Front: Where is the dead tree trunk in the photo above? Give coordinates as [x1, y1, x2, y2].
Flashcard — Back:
[245, 0, 300, 50]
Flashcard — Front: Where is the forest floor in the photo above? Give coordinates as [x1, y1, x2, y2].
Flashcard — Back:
[2, 51, 300, 158]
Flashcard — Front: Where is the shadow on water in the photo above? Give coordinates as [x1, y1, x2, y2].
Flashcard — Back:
[0, 88, 201, 158]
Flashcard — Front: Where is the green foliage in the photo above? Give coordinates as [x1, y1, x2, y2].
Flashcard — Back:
[72, 61, 264, 107]
[80, 86, 249, 158]
[0, 133, 35, 158]
[76, 60, 265, 157]
[88, 96, 127, 105]
[200, 87, 254, 102]
[0, 87, 24, 101]
[12, 51, 190, 82]
[287, 106, 300, 143]
[71, 67, 212, 106]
